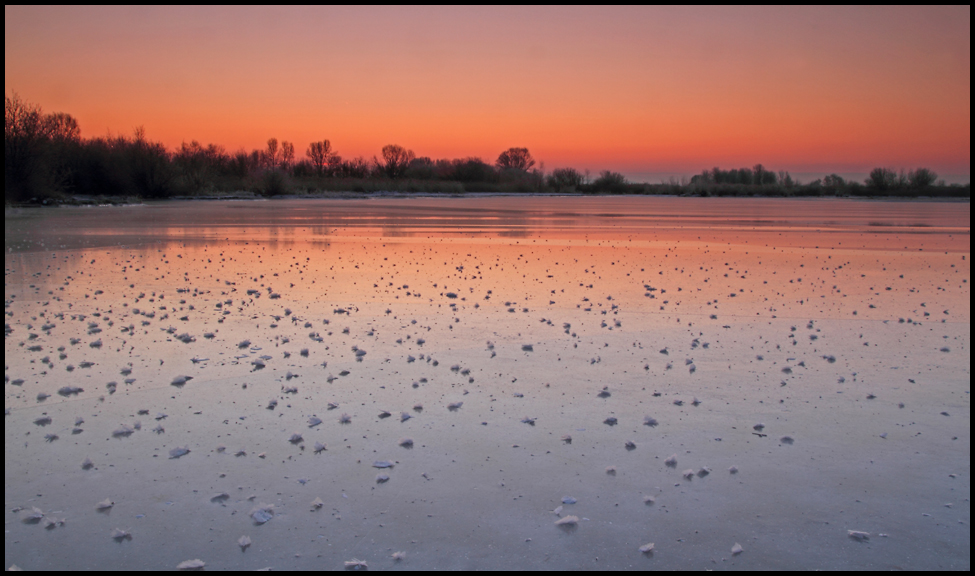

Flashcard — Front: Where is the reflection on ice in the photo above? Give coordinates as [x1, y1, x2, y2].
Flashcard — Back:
[3, 197, 970, 571]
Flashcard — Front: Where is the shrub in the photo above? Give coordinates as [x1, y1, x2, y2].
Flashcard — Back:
[593, 171, 627, 193]
[908, 168, 937, 189]
[547, 168, 584, 191]
[867, 167, 898, 191]
[258, 170, 291, 197]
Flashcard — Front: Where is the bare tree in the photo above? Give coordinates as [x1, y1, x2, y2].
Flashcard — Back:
[280, 141, 295, 171]
[174, 140, 226, 192]
[264, 138, 279, 170]
[43, 112, 80, 142]
[375, 144, 415, 178]
[5, 93, 82, 200]
[496, 147, 535, 171]
[306, 140, 333, 176]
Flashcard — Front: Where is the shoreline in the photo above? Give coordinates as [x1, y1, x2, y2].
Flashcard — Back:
[5, 190, 972, 209]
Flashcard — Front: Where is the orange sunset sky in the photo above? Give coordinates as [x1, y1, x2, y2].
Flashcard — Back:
[5, 6, 971, 183]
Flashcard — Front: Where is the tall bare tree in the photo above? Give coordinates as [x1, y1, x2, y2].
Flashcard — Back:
[306, 140, 333, 176]
[280, 141, 295, 171]
[264, 138, 279, 170]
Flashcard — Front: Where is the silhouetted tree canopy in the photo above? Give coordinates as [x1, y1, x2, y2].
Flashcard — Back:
[908, 168, 937, 188]
[6, 93, 73, 199]
[174, 140, 226, 193]
[280, 141, 295, 170]
[691, 166, 781, 186]
[441, 157, 496, 183]
[341, 156, 370, 179]
[306, 140, 333, 176]
[43, 112, 80, 143]
[496, 147, 535, 171]
[405, 156, 435, 180]
[376, 144, 415, 179]
[867, 167, 899, 191]
[263, 138, 279, 170]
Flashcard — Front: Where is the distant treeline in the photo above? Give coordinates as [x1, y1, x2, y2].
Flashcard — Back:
[684, 165, 968, 199]
[5, 94, 969, 204]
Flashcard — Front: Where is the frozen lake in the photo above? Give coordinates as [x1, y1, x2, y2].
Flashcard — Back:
[5, 197, 970, 570]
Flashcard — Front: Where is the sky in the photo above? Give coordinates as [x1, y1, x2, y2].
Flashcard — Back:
[5, 6, 971, 184]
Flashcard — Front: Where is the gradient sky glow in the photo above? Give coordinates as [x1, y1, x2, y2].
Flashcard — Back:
[5, 6, 971, 183]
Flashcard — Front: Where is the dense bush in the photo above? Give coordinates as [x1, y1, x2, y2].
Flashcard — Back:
[257, 169, 292, 197]
[592, 171, 628, 193]
[547, 168, 584, 192]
